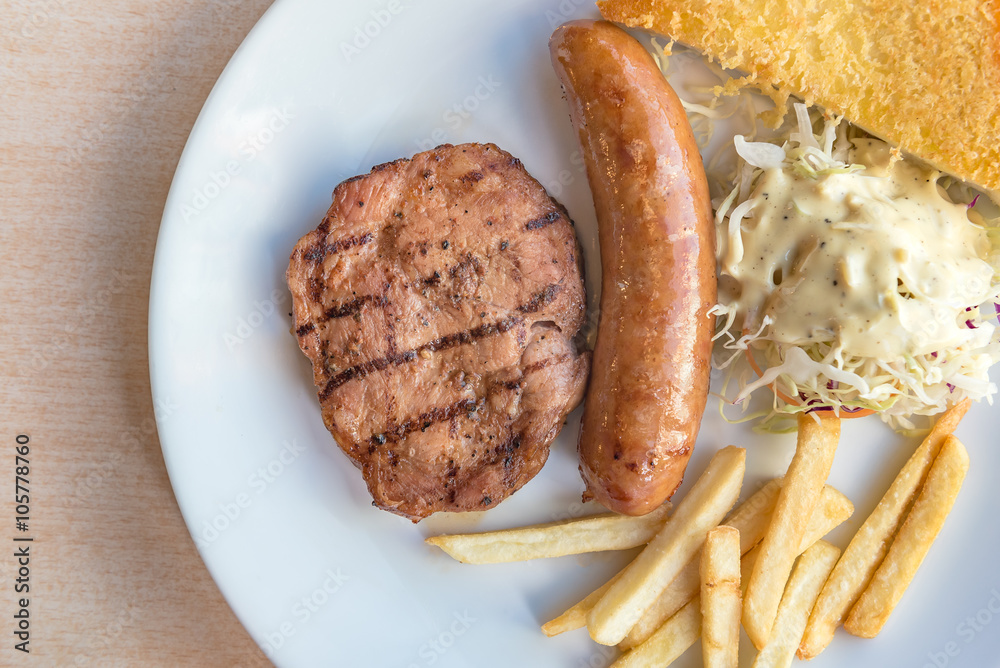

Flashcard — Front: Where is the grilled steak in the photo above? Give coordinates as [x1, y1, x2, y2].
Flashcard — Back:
[287, 143, 590, 521]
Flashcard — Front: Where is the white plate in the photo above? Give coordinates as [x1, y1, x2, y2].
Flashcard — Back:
[149, 1, 1000, 666]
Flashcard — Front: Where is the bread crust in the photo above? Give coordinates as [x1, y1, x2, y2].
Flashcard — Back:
[599, 0, 1000, 196]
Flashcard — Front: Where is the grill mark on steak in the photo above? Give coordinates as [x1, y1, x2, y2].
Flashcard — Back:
[319, 315, 524, 400]
[303, 232, 374, 262]
[517, 284, 562, 314]
[495, 433, 522, 487]
[369, 398, 480, 446]
[307, 278, 325, 304]
[318, 283, 559, 400]
[321, 294, 390, 322]
[287, 143, 589, 521]
[522, 353, 571, 376]
[525, 211, 562, 231]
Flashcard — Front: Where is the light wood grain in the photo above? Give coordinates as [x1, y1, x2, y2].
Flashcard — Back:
[1, 1, 275, 664]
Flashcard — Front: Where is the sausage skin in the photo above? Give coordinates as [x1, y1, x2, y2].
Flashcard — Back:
[550, 20, 717, 516]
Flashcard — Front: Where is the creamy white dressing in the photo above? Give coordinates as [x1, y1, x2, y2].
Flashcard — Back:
[644, 36, 1000, 430]
[720, 139, 995, 361]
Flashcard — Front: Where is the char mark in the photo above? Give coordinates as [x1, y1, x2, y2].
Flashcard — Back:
[525, 211, 561, 231]
[304, 232, 374, 262]
[494, 433, 522, 483]
[370, 398, 479, 446]
[320, 315, 524, 400]
[322, 294, 389, 322]
[522, 353, 570, 376]
[296, 323, 315, 337]
[308, 277, 325, 304]
[517, 284, 562, 314]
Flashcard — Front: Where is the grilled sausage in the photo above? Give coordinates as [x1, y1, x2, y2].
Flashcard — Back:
[550, 20, 717, 515]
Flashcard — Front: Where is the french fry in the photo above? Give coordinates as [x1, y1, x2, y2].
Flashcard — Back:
[752, 541, 841, 668]
[588, 446, 747, 646]
[844, 435, 969, 638]
[425, 503, 671, 564]
[743, 413, 840, 649]
[615, 505, 851, 668]
[611, 597, 701, 668]
[539, 478, 851, 648]
[701, 526, 741, 668]
[741, 489, 853, 580]
[799, 399, 970, 658]
[617, 480, 779, 647]
[542, 477, 850, 643]
[622, 481, 849, 649]
[542, 569, 624, 637]
[545, 480, 775, 640]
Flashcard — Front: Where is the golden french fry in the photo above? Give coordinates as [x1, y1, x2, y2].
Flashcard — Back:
[701, 526, 741, 668]
[844, 435, 969, 638]
[722, 479, 783, 555]
[542, 569, 624, 637]
[588, 446, 747, 646]
[618, 480, 779, 648]
[621, 483, 852, 649]
[618, 502, 853, 668]
[612, 597, 701, 668]
[799, 399, 970, 659]
[742, 488, 853, 578]
[619, 480, 773, 649]
[551, 479, 773, 643]
[426, 503, 671, 564]
[752, 541, 841, 668]
[743, 413, 840, 649]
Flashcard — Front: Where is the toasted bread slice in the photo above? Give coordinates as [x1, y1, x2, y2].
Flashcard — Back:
[598, 0, 1000, 195]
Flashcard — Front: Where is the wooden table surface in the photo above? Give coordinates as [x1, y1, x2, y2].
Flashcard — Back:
[1, 1, 276, 664]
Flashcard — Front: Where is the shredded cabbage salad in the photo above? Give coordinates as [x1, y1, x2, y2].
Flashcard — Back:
[649, 39, 1000, 433]
[710, 105, 1000, 433]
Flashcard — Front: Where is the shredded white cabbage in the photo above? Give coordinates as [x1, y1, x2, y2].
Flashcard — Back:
[649, 38, 1000, 433]
[709, 103, 1000, 433]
